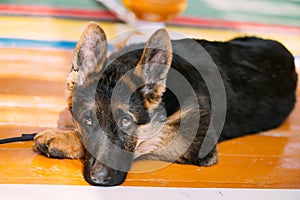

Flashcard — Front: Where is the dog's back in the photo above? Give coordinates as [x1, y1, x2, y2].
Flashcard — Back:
[201, 37, 297, 141]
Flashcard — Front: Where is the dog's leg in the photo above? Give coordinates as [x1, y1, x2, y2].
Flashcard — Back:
[198, 146, 218, 166]
[33, 130, 84, 159]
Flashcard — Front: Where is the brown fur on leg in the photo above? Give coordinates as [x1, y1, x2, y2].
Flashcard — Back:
[33, 130, 84, 159]
[198, 146, 218, 167]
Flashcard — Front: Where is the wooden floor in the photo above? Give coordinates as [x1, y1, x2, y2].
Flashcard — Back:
[0, 45, 299, 188]
[0, 13, 300, 188]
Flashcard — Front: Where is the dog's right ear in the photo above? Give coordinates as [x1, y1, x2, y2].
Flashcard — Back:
[70, 22, 107, 85]
[133, 29, 172, 111]
[66, 22, 107, 109]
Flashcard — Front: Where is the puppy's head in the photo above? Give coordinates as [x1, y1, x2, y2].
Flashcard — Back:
[67, 22, 172, 186]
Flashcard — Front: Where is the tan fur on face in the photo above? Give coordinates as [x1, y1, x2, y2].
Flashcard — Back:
[142, 84, 166, 111]
[66, 69, 78, 110]
[134, 107, 196, 160]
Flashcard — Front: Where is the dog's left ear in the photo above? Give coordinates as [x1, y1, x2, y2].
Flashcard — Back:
[134, 29, 172, 110]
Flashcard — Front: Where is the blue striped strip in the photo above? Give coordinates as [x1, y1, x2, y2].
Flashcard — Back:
[0, 38, 76, 49]
[0, 38, 114, 51]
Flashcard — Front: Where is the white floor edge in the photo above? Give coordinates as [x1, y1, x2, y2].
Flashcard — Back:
[0, 184, 299, 200]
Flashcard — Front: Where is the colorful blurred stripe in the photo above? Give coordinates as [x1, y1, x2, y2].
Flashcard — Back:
[0, 4, 299, 34]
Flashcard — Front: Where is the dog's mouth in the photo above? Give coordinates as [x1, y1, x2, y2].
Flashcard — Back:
[83, 154, 128, 186]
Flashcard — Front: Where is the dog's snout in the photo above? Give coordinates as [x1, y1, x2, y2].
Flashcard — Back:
[90, 166, 112, 185]
[84, 156, 127, 186]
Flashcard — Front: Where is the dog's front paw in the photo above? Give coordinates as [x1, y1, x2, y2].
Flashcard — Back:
[33, 130, 84, 159]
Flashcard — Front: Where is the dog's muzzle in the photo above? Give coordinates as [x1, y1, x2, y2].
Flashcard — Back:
[84, 153, 128, 186]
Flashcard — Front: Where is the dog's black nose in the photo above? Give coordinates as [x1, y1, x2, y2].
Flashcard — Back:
[84, 154, 129, 186]
[90, 167, 112, 185]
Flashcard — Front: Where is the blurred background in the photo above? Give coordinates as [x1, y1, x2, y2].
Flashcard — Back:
[0, 0, 300, 190]
[0, 0, 299, 49]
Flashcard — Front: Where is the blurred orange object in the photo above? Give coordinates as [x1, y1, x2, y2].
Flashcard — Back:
[122, 0, 187, 22]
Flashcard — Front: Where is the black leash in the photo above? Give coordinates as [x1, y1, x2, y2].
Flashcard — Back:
[0, 133, 37, 144]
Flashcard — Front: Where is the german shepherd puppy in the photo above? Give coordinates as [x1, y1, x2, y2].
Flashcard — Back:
[33, 22, 297, 186]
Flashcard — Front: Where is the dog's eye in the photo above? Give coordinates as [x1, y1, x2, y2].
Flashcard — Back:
[84, 118, 93, 126]
[120, 116, 132, 128]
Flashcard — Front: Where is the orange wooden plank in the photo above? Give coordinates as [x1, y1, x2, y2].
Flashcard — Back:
[0, 107, 62, 127]
[0, 77, 65, 97]
[0, 148, 87, 185]
[0, 48, 72, 81]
